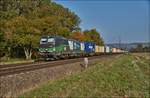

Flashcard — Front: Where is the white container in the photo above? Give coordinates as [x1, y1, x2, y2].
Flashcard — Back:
[80, 42, 85, 51]
[68, 40, 73, 50]
[105, 46, 110, 53]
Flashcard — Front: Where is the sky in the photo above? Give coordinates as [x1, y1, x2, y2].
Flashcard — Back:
[54, 0, 150, 44]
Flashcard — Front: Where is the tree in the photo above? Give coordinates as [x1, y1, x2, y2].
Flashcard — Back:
[0, 32, 6, 58]
[70, 32, 86, 41]
[136, 44, 143, 52]
[0, 0, 81, 59]
[143, 46, 150, 52]
[3, 16, 40, 59]
[83, 28, 104, 45]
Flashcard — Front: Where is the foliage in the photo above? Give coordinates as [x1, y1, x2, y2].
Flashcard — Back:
[70, 32, 86, 41]
[70, 29, 104, 45]
[83, 28, 104, 45]
[130, 44, 150, 52]
[0, 32, 6, 57]
[0, 0, 81, 59]
[0, 0, 105, 59]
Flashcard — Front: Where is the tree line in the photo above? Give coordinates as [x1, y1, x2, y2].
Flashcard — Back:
[0, 0, 104, 60]
[130, 44, 150, 52]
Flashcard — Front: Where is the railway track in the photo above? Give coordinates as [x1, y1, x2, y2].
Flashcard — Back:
[0, 54, 119, 77]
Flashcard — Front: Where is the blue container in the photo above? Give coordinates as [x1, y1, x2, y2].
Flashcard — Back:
[84, 42, 95, 53]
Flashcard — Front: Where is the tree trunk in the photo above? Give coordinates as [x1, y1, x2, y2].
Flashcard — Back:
[24, 47, 32, 60]
[6, 46, 11, 60]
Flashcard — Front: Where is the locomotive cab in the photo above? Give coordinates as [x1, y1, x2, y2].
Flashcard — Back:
[40, 37, 55, 49]
[39, 36, 70, 60]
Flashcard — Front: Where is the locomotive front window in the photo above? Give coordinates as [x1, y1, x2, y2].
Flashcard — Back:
[48, 38, 55, 46]
[48, 38, 54, 42]
[40, 38, 47, 44]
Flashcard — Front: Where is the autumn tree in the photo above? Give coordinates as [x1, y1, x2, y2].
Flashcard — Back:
[83, 28, 104, 45]
[0, 0, 81, 59]
[70, 32, 86, 41]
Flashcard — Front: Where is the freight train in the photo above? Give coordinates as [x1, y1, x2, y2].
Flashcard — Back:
[38, 36, 125, 60]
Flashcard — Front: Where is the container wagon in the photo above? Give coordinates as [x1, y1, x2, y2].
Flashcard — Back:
[80, 42, 85, 56]
[68, 39, 81, 57]
[112, 48, 117, 53]
[84, 42, 95, 56]
[99, 46, 105, 54]
[105, 46, 110, 53]
[95, 45, 100, 55]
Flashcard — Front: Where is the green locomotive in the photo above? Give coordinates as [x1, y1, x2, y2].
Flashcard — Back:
[39, 36, 70, 59]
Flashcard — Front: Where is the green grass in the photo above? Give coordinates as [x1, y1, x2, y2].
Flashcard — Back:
[0, 58, 34, 65]
[20, 53, 150, 98]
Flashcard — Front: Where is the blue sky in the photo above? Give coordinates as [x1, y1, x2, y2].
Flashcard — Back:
[54, 0, 149, 43]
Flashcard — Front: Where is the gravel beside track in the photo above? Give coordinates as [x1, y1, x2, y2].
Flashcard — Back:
[0, 54, 118, 76]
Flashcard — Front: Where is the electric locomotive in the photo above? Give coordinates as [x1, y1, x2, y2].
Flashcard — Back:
[39, 36, 70, 60]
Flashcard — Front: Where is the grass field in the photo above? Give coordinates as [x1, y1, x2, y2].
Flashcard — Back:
[20, 53, 150, 98]
[0, 58, 34, 65]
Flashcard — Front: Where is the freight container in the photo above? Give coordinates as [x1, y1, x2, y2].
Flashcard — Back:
[99, 46, 105, 53]
[84, 42, 95, 54]
[98, 46, 102, 52]
[109, 47, 112, 53]
[99, 46, 101, 52]
[95, 45, 99, 53]
[68, 40, 73, 51]
[68, 39, 81, 53]
[105, 46, 110, 53]
[116, 48, 121, 53]
[80, 42, 85, 51]
[116, 49, 119, 53]
[112, 48, 117, 53]
[73, 40, 81, 51]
